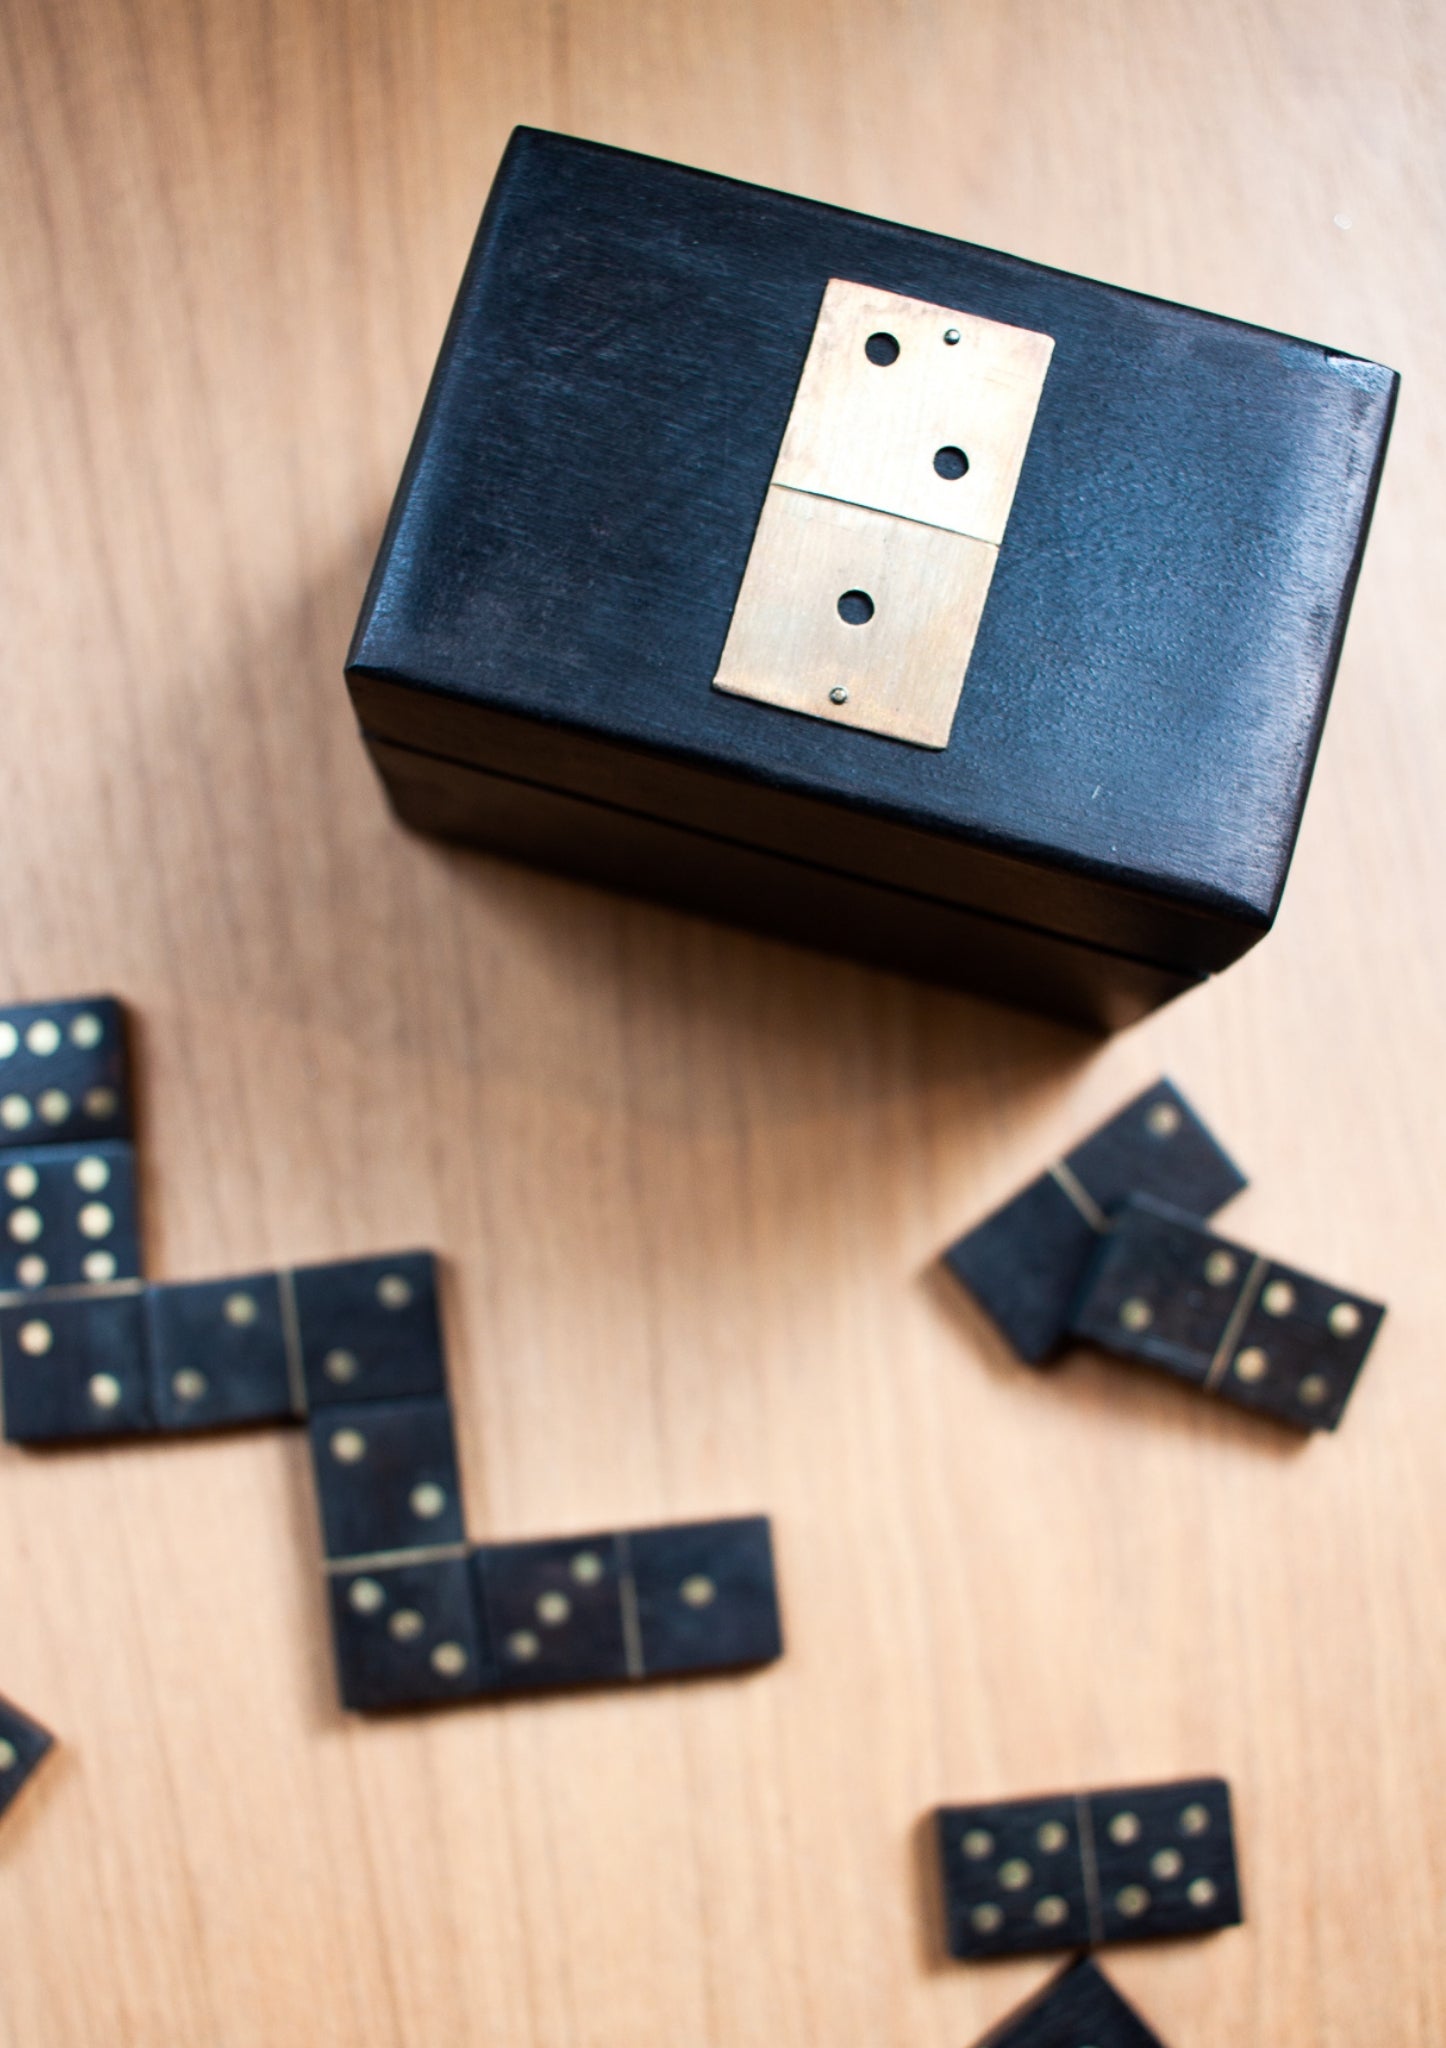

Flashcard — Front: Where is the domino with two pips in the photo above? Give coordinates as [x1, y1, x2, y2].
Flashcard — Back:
[936, 1775, 1241, 1959]
[943, 1081, 1246, 1363]
[326, 1515, 784, 1712]
[1069, 1195, 1386, 1431]
[0, 1693, 55, 1824]
[0, 1248, 447, 1444]
[968, 1957, 1170, 2047]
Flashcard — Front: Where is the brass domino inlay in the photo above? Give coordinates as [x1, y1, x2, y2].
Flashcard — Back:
[713, 278, 1054, 748]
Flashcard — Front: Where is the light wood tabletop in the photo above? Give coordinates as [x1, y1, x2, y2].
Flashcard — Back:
[0, 3, 1441, 2043]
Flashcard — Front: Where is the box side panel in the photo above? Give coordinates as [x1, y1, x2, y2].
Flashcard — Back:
[350, 672, 1262, 973]
[364, 736, 1200, 1033]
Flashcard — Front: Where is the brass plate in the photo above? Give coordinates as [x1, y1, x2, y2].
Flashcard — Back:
[712, 487, 997, 749]
[776, 279, 1053, 544]
[713, 278, 1053, 748]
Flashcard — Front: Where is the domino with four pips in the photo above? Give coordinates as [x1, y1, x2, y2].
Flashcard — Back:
[1069, 1195, 1385, 1431]
[0, 1693, 55, 1825]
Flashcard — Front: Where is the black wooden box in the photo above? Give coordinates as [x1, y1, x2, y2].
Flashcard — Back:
[346, 128, 1396, 1029]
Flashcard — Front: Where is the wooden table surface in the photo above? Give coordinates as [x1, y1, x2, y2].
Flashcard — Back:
[1, 3, 1441, 2042]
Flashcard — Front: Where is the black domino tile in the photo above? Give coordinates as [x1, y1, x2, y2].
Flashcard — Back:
[0, 1143, 141, 1293]
[307, 1396, 466, 1560]
[0, 1288, 154, 1443]
[937, 1790, 1092, 1957]
[943, 1081, 1245, 1363]
[472, 1533, 631, 1690]
[973, 1958, 1168, 2047]
[1088, 1777, 1241, 1944]
[628, 1515, 782, 1677]
[0, 996, 132, 1149]
[1070, 1196, 1385, 1430]
[145, 1272, 296, 1432]
[291, 1250, 445, 1408]
[326, 1556, 493, 1710]
[0, 1694, 55, 1822]
[937, 1776, 1242, 1960]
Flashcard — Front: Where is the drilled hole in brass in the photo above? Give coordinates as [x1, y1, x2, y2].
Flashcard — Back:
[836, 589, 874, 625]
[863, 331, 899, 366]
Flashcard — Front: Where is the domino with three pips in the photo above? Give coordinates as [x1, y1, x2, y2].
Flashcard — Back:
[0, 1693, 55, 1825]
[944, 1078, 1386, 1429]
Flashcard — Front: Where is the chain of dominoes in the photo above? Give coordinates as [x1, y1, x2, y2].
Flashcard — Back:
[0, 1005, 1392, 2045]
[0, 994, 781, 1742]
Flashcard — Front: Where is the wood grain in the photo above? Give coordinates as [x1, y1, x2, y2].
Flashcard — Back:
[0, 3, 1441, 2044]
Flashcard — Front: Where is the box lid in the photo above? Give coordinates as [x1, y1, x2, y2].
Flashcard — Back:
[348, 128, 1396, 977]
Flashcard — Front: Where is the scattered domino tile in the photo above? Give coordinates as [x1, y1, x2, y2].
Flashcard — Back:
[0, 1693, 55, 1824]
[943, 1081, 1245, 1363]
[936, 1776, 1241, 1958]
[1069, 1195, 1385, 1430]
[0, 997, 132, 1150]
[968, 1957, 1170, 2047]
